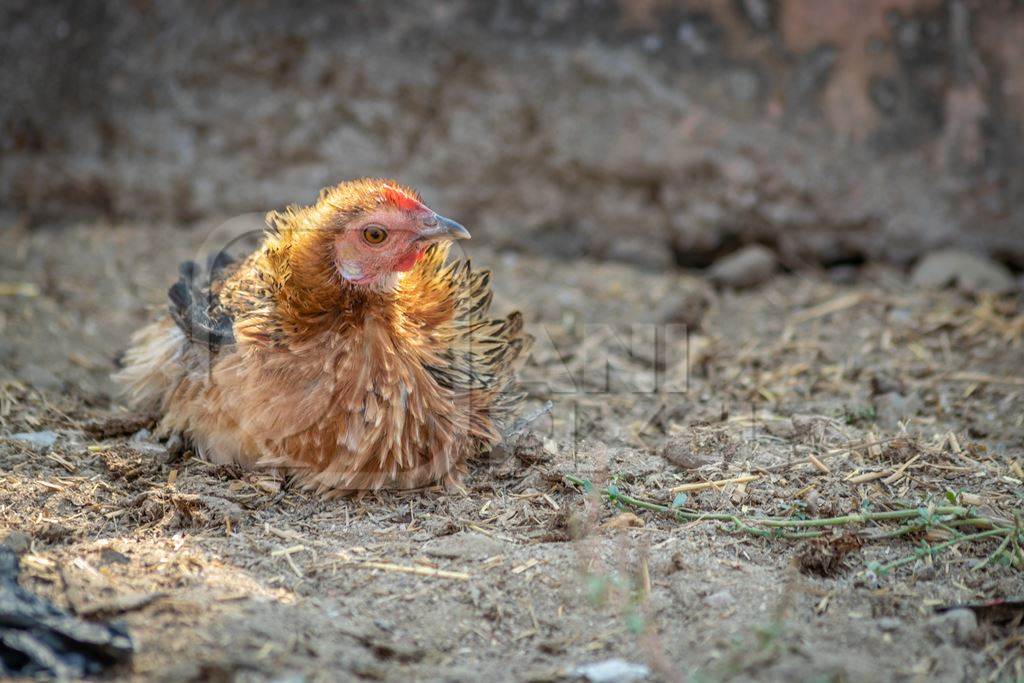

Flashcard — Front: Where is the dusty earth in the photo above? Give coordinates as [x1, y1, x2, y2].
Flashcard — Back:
[1, 221, 1023, 682]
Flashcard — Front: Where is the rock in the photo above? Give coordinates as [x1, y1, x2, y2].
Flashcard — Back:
[421, 532, 506, 561]
[703, 589, 735, 609]
[6, 431, 58, 450]
[875, 617, 901, 632]
[127, 441, 168, 458]
[927, 608, 978, 646]
[708, 245, 777, 289]
[2, 531, 31, 554]
[571, 658, 650, 683]
[910, 249, 1014, 294]
[654, 285, 711, 329]
[130, 428, 152, 442]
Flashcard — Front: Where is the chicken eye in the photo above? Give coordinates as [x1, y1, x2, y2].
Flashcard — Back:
[362, 226, 388, 245]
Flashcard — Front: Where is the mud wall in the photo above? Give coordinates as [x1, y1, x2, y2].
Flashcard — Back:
[2, 0, 1022, 269]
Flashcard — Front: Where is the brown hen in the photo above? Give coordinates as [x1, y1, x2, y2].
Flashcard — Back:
[116, 178, 532, 493]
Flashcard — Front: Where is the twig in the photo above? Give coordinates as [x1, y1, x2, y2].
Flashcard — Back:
[669, 474, 758, 493]
[941, 372, 1024, 387]
[341, 560, 470, 581]
[790, 292, 869, 325]
[848, 470, 890, 484]
[807, 453, 830, 474]
[884, 454, 921, 484]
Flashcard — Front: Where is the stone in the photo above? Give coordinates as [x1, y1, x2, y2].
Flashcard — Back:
[708, 245, 777, 289]
[421, 532, 506, 561]
[703, 589, 735, 608]
[875, 617, 901, 632]
[7, 431, 58, 450]
[572, 658, 650, 683]
[2, 531, 31, 554]
[130, 428, 152, 442]
[654, 284, 711, 329]
[910, 249, 1014, 294]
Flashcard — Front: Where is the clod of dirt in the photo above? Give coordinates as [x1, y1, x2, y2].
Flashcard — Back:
[709, 245, 778, 289]
[128, 490, 243, 529]
[660, 435, 711, 470]
[601, 512, 644, 530]
[511, 432, 553, 465]
[82, 413, 156, 439]
[0, 547, 134, 678]
[488, 431, 552, 472]
[910, 249, 1015, 294]
[795, 536, 861, 577]
[537, 508, 577, 543]
[654, 284, 712, 329]
[927, 608, 979, 646]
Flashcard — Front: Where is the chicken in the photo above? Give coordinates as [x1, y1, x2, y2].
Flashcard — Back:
[115, 178, 532, 493]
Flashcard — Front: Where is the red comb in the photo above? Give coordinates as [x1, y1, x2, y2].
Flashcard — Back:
[381, 185, 426, 212]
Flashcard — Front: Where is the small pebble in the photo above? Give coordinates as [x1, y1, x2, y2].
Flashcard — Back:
[704, 589, 735, 608]
[130, 428, 152, 442]
[572, 658, 650, 683]
[2, 531, 31, 554]
[7, 431, 58, 450]
[910, 249, 1014, 294]
[876, 617, 901, 632]
[709, 245, 777, 289]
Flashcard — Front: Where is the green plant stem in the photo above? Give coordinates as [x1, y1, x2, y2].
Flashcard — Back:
[971, 530, 1014, 571]
[873, 528, 1011, 574]
[563, 473, 1013, 540]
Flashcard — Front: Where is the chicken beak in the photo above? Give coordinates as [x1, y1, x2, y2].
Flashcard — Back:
[418, 214, 471, 243]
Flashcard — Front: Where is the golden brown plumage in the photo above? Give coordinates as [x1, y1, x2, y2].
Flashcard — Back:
[115, 178, 532, 494]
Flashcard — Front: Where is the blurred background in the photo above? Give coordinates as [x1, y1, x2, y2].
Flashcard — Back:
[2, 0, 1022, 274]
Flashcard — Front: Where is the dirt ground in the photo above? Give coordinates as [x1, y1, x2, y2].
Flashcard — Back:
[1, 222, 1022, 682]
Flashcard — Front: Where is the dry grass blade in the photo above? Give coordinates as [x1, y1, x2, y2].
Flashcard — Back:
[341, 561, 470, 581]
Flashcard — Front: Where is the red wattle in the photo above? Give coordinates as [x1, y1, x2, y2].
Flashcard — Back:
[394, 247, 425, 272]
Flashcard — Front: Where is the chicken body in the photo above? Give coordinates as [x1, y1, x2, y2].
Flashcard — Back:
[116, 179, 531, 493]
